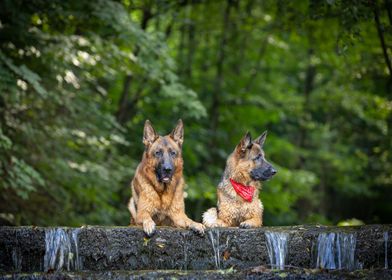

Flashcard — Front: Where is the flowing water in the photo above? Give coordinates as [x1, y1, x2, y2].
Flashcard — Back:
[208, 229, 221, 269]
[43, 228, 82, 272]
[265, 231, 289, 270]
[11, 247, 22, 271]
[181, 232, 188, 270]
[385, 232, 389, 269]
[70, 229, 82, 271]
[315, 232, 357, 270]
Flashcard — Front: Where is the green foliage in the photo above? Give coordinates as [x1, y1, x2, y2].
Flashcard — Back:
[0, 0, 203, 225]
[337, 218, 365, 226]
[0, 0, 391, 226]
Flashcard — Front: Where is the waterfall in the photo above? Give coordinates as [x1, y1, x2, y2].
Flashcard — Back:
[265, 231, 289, 270]
[208, 228, 221, 269]
[43, 228, 82, 272]
[385, 232, 389, 269]
[181, 232, 188, 270]
[315, 232, 357, 270]
[11, 247, 22, 271]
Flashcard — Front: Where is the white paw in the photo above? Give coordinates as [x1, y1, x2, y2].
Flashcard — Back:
[202, 208, 218, 227]
[143, 220, 156, 237]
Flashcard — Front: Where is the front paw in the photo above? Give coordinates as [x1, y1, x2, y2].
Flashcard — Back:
[190, 222, 205, 236]
[143, 220, 156, 237]
[240, 221, 253, 229]
[208, 223, 220, 228]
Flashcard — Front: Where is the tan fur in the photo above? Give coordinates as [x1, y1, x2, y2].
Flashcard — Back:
[128, 120, 205, 236]
[203, 132, 271, 228]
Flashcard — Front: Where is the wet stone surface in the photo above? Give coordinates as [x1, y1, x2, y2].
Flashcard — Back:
[0, 225, 391, 273]
[0, 227, 45, 272]
[1, 269, 392, 280]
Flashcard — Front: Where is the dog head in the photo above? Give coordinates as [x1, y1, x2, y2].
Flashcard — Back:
[230, 131, 277, 182]
[142, 119, 184, 184]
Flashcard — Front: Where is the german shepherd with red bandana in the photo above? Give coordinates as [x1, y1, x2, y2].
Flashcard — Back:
[203, 131, 277, 228]
[128, 120, 205, 236]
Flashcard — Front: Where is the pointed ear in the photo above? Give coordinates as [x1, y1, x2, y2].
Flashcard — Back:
[143, 120, 158, 146]
[236, 131, 252, 155]
[254, 130, 267, 148]
[170, 119, 184, 146]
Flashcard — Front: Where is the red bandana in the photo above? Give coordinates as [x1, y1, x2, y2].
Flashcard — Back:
[229, 178, 255, 202]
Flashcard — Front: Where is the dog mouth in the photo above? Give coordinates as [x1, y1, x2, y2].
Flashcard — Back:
[156, 164, 174, 184]
[252, 174, 271, 181]
[259, 176, 272, 181]
[156, 171, 173, 183]
[250, 167, 277, 181]
[162, 176, 171, 183]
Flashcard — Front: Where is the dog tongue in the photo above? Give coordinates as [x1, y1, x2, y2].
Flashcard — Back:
[229, 178, 255, 202]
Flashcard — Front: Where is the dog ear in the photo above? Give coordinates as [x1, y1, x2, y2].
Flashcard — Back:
[143, 120, 158, 146]
[254, 130, 267, 148]
[170, 119, 184, 147]
[236, 131, 252, 155]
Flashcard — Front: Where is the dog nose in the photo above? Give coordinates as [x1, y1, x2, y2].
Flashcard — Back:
[270, 168, 277, 175]
[163, 166, 172, 173]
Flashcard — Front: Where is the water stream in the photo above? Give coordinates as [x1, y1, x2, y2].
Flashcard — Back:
[11, 247, 22, 271]
[208, 228, 221, 269]
[385, 231, 389, 269]
[181, 232, 188, 270]
[265, 231, 289, 270]
[315, 232, 357, 270]
[43, 228, 82, 272]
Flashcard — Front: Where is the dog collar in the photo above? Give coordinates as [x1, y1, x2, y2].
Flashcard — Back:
[229, 178, 255, 202]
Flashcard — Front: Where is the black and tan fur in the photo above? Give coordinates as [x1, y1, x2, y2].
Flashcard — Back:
[203, 131, 276, 228]
[128, 120, 205, 236]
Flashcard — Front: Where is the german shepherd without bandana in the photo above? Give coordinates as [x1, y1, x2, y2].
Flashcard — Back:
[128, 119, 205, 236]
[203, 131, 277, 228]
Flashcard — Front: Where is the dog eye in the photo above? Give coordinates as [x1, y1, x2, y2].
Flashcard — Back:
[170, 150, 177, 157]
[154, 150, 163, 157]
[254, 154, 262, 160]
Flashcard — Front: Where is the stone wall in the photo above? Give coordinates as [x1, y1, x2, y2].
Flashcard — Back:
[0, 225, 391, 273]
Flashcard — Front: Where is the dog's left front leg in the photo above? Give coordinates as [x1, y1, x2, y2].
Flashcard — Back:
[169, 212, 205, 235]
[169, 181, 205, 235]
[135, 200, 157, 237]
[239, 216, 262, 228]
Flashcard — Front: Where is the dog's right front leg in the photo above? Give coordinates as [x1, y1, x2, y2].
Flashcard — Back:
[136, 210, 156, 237]
[212, 218, 230, 227]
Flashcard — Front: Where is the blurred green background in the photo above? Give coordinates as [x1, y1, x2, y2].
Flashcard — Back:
[0, 0, 391, 226]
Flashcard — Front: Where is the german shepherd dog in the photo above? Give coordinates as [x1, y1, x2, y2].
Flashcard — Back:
[128, 120, 205, 236]
[203, 131, 276, 228]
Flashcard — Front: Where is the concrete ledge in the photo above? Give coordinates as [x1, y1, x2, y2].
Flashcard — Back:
[1, 269, 392, 280]
[0, 225, 391, 272]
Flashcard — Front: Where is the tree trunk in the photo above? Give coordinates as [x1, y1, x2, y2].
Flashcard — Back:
[295, 48, 317, 219]
[296, 49, 315, 168]
[385, 0, 392, 26]
[373, 0, 392, 78]
[185, 2, 196, 80]
[379, 0, 392, 175]
[115, 3, 153, 124]
[116, 74, 133, 124]
[209, 0, 233, 152]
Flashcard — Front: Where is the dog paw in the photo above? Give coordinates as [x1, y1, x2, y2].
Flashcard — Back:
[208, 223, 220, 228]
[190, 222, 205, 236]
[143, 220, 156, 237]
[239, 222, 252, 229]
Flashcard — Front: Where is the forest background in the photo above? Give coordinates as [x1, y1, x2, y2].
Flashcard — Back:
[0, 0, 391, 226]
